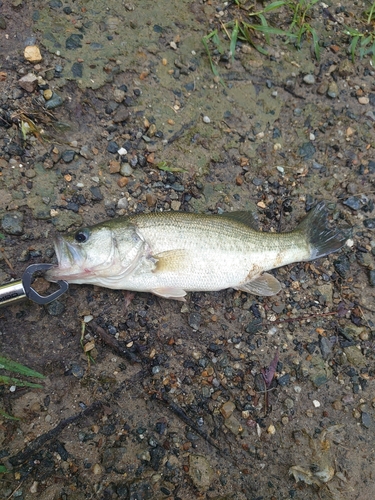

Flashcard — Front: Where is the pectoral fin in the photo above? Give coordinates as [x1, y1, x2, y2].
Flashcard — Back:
[151, 287, 187, 301]
[154, 249, 189, 273]
[236, 273, 281, 296]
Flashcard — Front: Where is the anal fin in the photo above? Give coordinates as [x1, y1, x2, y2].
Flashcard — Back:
[151, 287, 187, 301]
[235, 273, 281, 296]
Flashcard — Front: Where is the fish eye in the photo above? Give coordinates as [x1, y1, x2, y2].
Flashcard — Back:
[74, 228, 90, 243]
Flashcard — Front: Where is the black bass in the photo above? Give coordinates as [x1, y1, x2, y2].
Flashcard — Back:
[47, 202, 350, 300]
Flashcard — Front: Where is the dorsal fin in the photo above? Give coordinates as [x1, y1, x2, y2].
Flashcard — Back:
[220, 210, 259, 230]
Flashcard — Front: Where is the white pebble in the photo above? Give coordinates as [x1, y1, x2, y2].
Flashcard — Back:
[83, 315, 93, 323]
[202, 115, 211, 123]
[170, 41, 177, 50]
[117, 147, 127, 155]
[313, 400, 321, 408]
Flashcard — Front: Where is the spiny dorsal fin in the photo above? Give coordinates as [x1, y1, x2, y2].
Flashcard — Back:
[235, 273, 281, 296]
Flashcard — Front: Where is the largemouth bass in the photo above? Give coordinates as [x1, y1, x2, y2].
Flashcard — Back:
[47, 202, 350, 300]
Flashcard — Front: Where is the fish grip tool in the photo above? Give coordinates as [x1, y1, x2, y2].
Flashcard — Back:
[0, 263, 68, 308]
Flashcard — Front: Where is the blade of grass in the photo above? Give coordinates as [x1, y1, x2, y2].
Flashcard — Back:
[0, 355, 45, 379]
[0, 465, 8, 473]
[348, 34, 360, 62]
[229, 20, 239, 60]
[0, 375, 44, 389]
[310, 27, 320, 60]
[0, 408, 20, 421]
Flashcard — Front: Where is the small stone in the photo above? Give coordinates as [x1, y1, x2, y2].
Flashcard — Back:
[343, 196, 361, 211]
[45, 92, 64, 109]
[117, 177, 129, 188]
[24, 45, 43, 63]
[267, 424, 276, 434]
[363, 218, 375, 229]
[80, 145, 94, 160]
[18, 73, 38, 92]
[92, 464, 103, 476]
[107, 141, 119, 154]
[224, 415, 242, 435]
[202, 115, 211, 123]
[312, 400, 320, 408]
[361, 412, 372, 429]
[221, 401, 235, 419]
[109, 160, 121, 174]
[113, 88, 125, 103]
[188, 455, 214, 491]
[47, 300, 65, 316]
[90, 186, 103, 201]
[117, 197, 128, 210]
[369, 270, 375, 287]
[146, 193, 157, 207]
[171, 200, 181, 211]
[120, 163, 133, 176]
[277, 373, 290, 386]
[71, 363, 84, 378]
[333, 254, 351, 278]
[319, 336, 332, 360]
[188, 312, 201, 330]
[43, 89, 53, 100]
[343, 345, 366, 367]
[62, 150, 76, 163]
[358, 96, 369, 105]
[327, 81, 338, 98]
[303, 74, 315, 85]
[117, 147, 127, 156]
[2, 212, 24, 235]
[332, 400, 343, 411]
[299, 142, 316, 159]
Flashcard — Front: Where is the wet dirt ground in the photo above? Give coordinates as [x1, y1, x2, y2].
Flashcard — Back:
[1, 1, 375, 499]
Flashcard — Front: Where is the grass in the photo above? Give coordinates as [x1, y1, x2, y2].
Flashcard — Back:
[0, 356, 45, 473]
[203, 0, 375, 79]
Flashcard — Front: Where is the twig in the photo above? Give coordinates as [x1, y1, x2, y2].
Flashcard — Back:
[9, 401, 102, 466]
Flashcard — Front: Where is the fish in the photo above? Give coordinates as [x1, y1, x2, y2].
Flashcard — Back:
[46, 201, 351, 301]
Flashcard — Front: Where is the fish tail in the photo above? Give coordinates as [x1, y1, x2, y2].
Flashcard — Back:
[296, 202, 351, 260]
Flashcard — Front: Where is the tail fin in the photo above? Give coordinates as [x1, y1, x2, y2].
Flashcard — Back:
[296, 202, 351, 260]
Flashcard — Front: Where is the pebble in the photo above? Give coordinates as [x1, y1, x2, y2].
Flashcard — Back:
[361, 411, 372, 429]
[66, 33, 83, 50]
[1, 212, 24, 235]
[298, 141, 316, 159]
[62, 150, 76, 163]
[333, 254, 351, 278]
[358, 96, 369, 105]
[45, 92, 64, 109]
[343, 196, 361, 210]
[221, 401, 235, 419]
[303, 74, 315, 84]
[47, 300, 65, 316]
[117, 147, 127, 156]
[24, 45, 42, 63]
[120, 163, 133, 176]
[188, 312, 201, 330]
[18, 73, 38, 92]
[202, 115, 211, 123]
[369, 270, 375, 287]
[188, 455, 214, 491]
[363, 218, 375, 229]
[71, 363, 84, 378]
[117, 197, 128, 210]
[327, 81, 338, 98]
[89, 186, 103, 201]
[107, 141, 119, 154]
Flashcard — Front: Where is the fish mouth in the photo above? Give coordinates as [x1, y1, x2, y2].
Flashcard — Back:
[46, 235, 88, 282]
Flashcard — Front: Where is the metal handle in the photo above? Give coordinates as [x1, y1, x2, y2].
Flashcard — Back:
[0, 280, 27, 307]
[0, 264, 69, 308]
